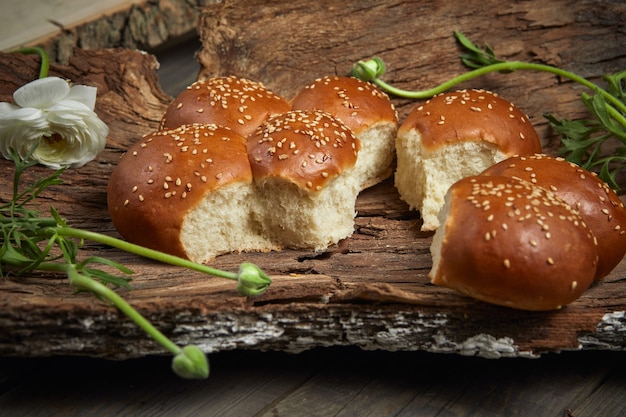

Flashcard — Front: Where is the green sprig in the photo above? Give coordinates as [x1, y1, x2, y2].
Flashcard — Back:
[1, 149, 272, 378]
[351, 31, 626, 188]
[2, 44, 272, 378]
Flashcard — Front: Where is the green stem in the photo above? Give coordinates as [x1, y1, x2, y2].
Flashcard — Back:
[66, 265, 181, 355]
[12, 47, 50, 79]
[606, 103, 626, 133]
[53, 226, 239, 281]
[368, 61, 626, 116]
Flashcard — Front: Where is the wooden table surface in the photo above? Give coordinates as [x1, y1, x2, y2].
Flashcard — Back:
[2, 1, 626, 416]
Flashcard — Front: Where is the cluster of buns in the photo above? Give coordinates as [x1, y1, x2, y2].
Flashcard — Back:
[107, 74, 626, 311]
[107, 76, 397, 263]
[396, 89, 626, 310]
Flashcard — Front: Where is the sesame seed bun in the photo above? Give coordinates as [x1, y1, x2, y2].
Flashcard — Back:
[107, 124, 275, 263]
[291, 76, 398, 189]
[394, 89, 542, 231]
[480, 153, 626, 279]
[247, 109, 362, 250]
[160, 76, 291, 137]
[429, 175, 599, 311]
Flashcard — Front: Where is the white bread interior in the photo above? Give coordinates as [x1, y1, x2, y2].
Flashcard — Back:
[395, 128, 508, 231]
[353, 121, 398, 190]
[180, 182, 276, 263]
[252, 168, 361, 251]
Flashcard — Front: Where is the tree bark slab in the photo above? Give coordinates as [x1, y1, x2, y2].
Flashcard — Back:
[1, 0, 626, 360]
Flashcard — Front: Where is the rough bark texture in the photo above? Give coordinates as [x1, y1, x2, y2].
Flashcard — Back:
[1, 0, 626, 360]
[197, 0, 626, 153]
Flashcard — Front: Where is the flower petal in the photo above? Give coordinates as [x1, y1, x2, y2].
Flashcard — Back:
[65, 85, 98, 110]
[13, 77, 70, 109]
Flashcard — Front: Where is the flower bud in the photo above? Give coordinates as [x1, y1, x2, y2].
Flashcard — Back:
[236, 262, 272, 296]
[171, 345, 209, 379]
[351, 57, 386, 82]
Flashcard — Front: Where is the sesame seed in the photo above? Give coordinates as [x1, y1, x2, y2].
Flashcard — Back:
[123, 199, 129, 206]
[547, 257, 555, 265]
[571, 281, 578, 290]
[503, 259, 511, 268]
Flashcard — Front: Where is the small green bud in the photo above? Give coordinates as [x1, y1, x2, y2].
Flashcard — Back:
[172, 345, 209, 379]
[236, 262, 272, 296]
[351, 57, 386, 82]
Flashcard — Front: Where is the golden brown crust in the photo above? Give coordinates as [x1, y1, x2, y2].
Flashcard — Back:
[107, 124, 252, 257]
[160, 76, 291, 137]
[430, 175, 598, 311]
[480, 153, 626, 279]
[290, 76, 398, 134]
[247, 110, 360, 191]
[399, 89, 542, 155]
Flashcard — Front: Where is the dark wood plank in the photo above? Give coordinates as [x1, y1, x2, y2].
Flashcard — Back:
[570, 371, 626, 417]
[3, 349, 623, 417]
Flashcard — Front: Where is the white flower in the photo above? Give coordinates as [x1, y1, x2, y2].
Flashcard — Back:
[0, 76, 109, 169]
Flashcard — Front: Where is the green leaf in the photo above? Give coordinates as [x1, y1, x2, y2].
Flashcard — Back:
[604, 70, 626, 103]
[80, 267, 132, 290]
[454, 31, 505, 69]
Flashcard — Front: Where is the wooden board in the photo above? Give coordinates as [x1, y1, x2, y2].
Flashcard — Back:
[1, 0, 626, 360]
[0, 0, 142, 52]
[2, 0, 204, 63]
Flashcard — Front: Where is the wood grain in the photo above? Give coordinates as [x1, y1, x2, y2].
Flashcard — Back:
[1, 0, 626, 361]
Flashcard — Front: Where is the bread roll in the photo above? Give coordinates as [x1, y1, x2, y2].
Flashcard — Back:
[160, 76, 291, 137]
[107, 124, 275, 263]
[429, 175, 598, 311]
[395, 89, 542, 231]
[480, 153, 626, 279]
[247, 110, 361, 250]
[291, 76, 398, 189]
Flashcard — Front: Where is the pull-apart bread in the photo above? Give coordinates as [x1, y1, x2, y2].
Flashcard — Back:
[395, 89, 542, 231]
[291, 76, 398, 190]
